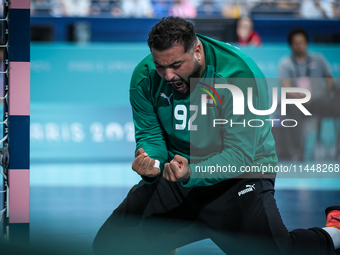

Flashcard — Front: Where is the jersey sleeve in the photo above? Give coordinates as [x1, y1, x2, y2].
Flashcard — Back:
[183, 77, 277, 187]
[130, 78, 169, 184]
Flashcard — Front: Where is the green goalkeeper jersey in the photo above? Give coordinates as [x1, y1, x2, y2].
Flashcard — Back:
[129, 34, 278, 187]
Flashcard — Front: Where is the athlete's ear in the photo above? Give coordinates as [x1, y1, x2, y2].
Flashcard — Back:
[194, 42, 202, 62]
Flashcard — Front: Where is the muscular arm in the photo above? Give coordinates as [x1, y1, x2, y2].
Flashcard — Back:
[130, 80, 168, 183]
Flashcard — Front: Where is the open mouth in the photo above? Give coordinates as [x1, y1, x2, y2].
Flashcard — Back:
[173, 81, 184, 88]
[169, 81, 185, 91]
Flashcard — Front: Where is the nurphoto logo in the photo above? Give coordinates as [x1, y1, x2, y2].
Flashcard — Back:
[200, 83, 312, 128]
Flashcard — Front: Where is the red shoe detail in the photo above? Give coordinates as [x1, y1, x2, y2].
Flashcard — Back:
[326, 210, 340, 229]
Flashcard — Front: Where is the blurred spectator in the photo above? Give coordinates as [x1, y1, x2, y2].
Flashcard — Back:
[336, 0, 340, 17]
[276, 0, 300, 16]
[122, 0, 154, 17]
[110, 1, 123, 17]
[250, 0, 299, 18]
[322, 0, 336, 17]
[98, 0, 114, 13]
[169, 0, 197, 18]
[50, 0, 64, 17]
[31, 0, 52, 16]
[222, 1, 241, 18]
[196, 0, 222, 17]
[277, 0, 297, 9]
[236, 17, 262, 46]
[152, 0, 172, 17]
[244, 0, 261, 14]
[278, 27, 335, 161]
[60, 0, 91, 16]
[90, 0, 122, 17]
[300, 0, 335, 19]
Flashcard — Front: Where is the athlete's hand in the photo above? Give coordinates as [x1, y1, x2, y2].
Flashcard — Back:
[163, 155, 191, 182]
[132, 148, 160, 177]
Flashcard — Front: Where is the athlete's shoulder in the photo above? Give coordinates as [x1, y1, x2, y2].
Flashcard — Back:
[130, 54, 157, 90]
[197, 34, 264, 79]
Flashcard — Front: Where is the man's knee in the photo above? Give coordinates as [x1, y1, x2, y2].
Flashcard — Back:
[92, 214, 144, 255]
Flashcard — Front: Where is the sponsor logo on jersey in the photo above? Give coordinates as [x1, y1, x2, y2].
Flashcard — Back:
[159, 93, 173, 105]
[238, 184, 255, 196]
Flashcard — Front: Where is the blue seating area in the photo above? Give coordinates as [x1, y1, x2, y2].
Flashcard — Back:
[30, 0, 340, 19]
[30, 16, 340, 43]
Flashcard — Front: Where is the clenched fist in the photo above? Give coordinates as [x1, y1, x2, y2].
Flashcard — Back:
[163, 155, 191, 182]
[132, 148, 160, 177]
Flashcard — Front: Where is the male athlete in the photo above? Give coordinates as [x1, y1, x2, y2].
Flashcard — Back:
[93, 17, 340, 255]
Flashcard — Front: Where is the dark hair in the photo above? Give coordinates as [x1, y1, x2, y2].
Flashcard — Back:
[287, 27, 309, 45]
[147, 16, 197, 52]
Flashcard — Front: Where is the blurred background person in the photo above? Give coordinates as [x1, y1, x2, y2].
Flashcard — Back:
[90, 0, 122, 17]
[336, 0, 340, 17]
[122, 0, 154, 17]
[276, 0, 301, 16]
[222, 0, 241, 18]
[49, 0, 63, 17]
[300, 0, 335, 19]
[236, 17, 262, 46]
[196, 0, 222, 18]
[60, 0, 91, 16]
[169, 0, 197, 18]
[276, 0, 300, 9]
[31, 0, 52, 16]
[110, 1, 123, 17]
[152, 0, 172, 17]
[278, 27, 335, 161]
[242, 0, 261, 17]
[319, 0, 335, 18]
[248, 0, 300, 18]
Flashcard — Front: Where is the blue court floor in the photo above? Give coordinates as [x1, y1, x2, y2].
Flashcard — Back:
[1, 162, 340, 255]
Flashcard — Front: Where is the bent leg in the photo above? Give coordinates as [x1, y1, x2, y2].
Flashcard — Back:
[93, 178, 208, 255]
[199, 175, 335, 255]
[257, 178, 334, 255]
